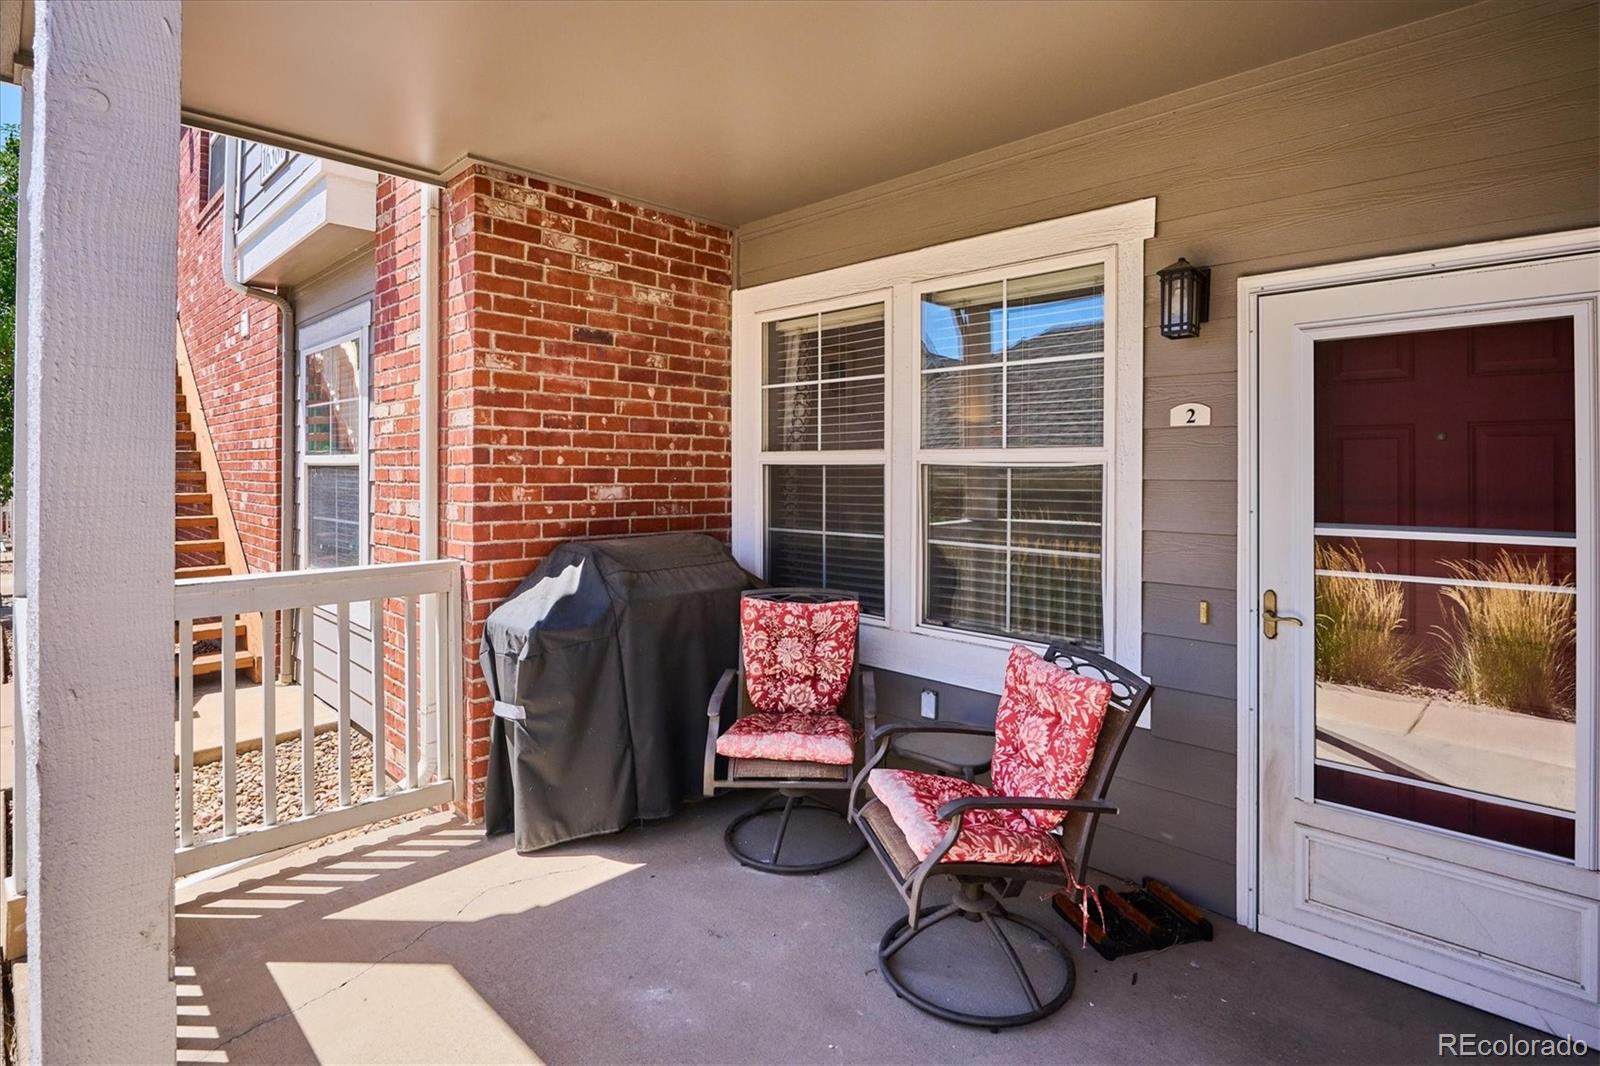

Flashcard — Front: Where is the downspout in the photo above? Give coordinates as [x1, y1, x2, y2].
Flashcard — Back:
[220, 137, 298, 683]
[416, 183, 442, 782]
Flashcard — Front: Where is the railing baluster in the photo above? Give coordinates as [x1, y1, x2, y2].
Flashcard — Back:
[221, 611, 237, 837]
[301, 603, 316, 817]
[261, 610, 276, 827]
[178, 616, 194, 847]
[371, 597, 384, 800]
[404, 594, 418, 790]
[336, 601, 351, 808]
[434, 590, 449, 786]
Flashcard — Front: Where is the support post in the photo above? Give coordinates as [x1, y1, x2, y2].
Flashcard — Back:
[19, 1, 180, 1061]
[3, 62, 33, 964]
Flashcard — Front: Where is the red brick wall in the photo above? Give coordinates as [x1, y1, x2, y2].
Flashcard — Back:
[439, 165, 733, 818]
[175, 126, 282, 574]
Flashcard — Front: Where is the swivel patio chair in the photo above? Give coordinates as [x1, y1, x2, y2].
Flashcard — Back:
[704, 588, 876, 874]
[849, 640, 1151, 1029]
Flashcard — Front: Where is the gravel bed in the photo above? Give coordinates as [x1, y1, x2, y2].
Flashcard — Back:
[179, 729, 380, 840]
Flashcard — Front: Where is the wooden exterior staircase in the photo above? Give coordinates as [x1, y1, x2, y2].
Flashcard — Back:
[175, 333, 262, 683]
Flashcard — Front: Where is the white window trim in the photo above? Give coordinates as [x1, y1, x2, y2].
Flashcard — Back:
[733, 198, 1154, 695]
[297, 299, 372, 573]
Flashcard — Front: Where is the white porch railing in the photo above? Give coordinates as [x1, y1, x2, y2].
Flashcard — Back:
[173, 560, 462, 877]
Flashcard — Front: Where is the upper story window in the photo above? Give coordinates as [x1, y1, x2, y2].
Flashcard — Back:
[203, 132, 229, 204]
[732, 199, 1154, 694]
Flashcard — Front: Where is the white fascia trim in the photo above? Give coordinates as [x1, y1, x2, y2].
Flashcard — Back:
[733, 197, 1155, 695]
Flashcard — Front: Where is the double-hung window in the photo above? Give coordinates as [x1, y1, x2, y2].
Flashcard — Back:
[919, 264, 1108, 646]
[733, 200, 1154, 693]
[759, 302, 888, 615]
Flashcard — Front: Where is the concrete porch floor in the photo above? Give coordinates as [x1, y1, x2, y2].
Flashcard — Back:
[169, 800, 1577, 1065]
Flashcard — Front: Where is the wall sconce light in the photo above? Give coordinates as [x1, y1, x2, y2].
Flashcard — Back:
[1157, 258, 1211, 339]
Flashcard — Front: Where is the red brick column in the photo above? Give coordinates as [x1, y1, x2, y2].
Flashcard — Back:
[369, 175, 428, 782]
[439, 165, 733, 818]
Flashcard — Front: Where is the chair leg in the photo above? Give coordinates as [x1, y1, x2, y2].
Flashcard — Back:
[880, 902, 960, 957]
[768, 794, 799, 864]
[876, 886, 1076, 1029]
[723, 789, 867, 875]
[981, 911, 1043, 1014]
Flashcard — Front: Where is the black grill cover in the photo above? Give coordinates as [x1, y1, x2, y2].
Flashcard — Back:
[482, 533, 750, 852]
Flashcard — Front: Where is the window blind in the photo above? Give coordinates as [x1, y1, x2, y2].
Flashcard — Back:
[764, 304, 885, 451]
[923, 464, 1103, 647]
[766, 465, 886, 615]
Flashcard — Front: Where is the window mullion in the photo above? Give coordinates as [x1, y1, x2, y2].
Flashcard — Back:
[1000, 277, 1009, 452]
[820, 465, 828, 591]
[814, 313, 823, 452]
[1004, 466, 1013, 632]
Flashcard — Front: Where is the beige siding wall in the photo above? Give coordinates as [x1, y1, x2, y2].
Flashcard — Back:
[732, 0, 1600, 914]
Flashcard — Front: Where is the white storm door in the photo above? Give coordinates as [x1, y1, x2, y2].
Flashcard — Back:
[1254, 253, 1599, 1041]
[297, 301, 376, 737]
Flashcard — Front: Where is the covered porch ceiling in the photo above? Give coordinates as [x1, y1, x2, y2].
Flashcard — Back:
[174, 0, 1466, 226]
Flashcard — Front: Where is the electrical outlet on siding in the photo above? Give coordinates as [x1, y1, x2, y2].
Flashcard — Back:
[919, 689, 937, 719]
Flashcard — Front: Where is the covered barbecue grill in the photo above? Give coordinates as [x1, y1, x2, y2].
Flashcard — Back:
[482, 533, 751, 852]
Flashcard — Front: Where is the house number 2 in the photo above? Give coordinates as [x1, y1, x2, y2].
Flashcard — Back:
[1169, 402, 1212, 427]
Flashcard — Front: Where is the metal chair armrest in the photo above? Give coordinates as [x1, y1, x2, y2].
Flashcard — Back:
[706, 667, 737, 718]
[868, 721, 996, 746]
[934, 795, 1118, 820]
[850, 716, 994, 825]
[703, 668, 737, 797]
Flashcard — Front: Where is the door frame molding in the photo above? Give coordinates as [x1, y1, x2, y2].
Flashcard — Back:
[1233, 227, 1600, 927]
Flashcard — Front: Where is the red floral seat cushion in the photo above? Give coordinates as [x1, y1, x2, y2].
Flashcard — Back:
[867, 768, 1063, 866]
[992, 645, 1113, 832]
[741, 596, 859, 715]
[715, 710, 855, 765]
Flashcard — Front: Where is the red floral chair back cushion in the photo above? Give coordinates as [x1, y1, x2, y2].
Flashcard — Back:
[991, 645, 1113, 832]
[741, 596, 859, 716]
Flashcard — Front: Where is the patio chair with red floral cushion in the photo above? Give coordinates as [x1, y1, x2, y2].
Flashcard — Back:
[848, 640, 1152, 1029]
[704, 588, 875, 873]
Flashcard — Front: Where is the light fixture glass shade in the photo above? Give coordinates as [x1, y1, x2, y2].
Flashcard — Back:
[1157, 258, 1210, 339]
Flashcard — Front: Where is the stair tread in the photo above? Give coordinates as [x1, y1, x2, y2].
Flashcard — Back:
[181, 619, 249, 642]
[176, 564, 232, 579]
[175, 538, 225, 554]
[178, 648, 257, 677]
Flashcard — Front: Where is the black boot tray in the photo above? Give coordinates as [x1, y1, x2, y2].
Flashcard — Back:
[1052, 877, 1214, 961]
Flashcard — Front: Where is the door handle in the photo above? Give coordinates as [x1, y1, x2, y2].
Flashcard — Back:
[1262, 589, 1305, 640]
